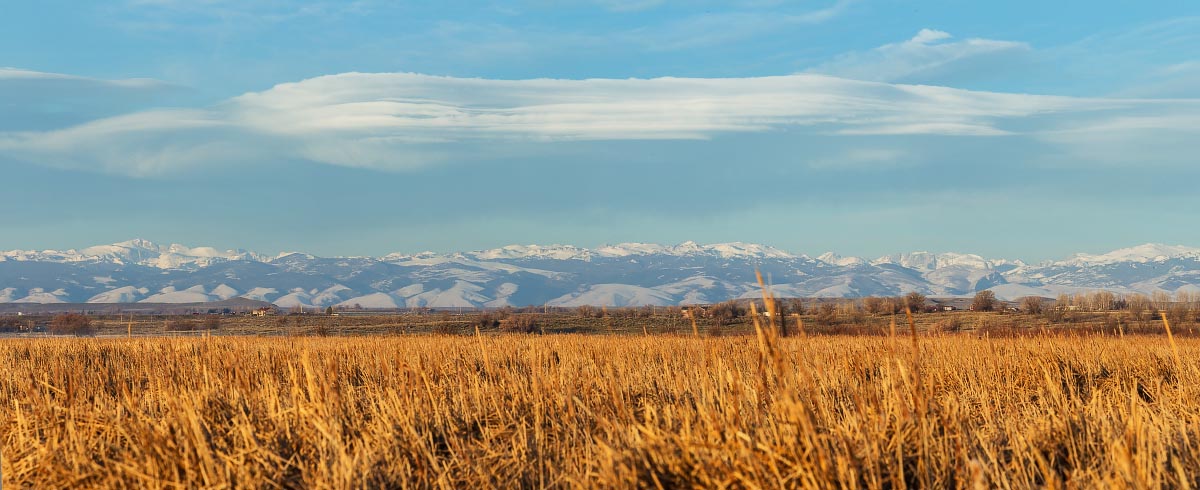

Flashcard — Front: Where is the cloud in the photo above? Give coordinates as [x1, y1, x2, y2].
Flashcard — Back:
[624, 1, 853, 51]
[807, 29, 1031, 84]
[0, 68, 182, 131]
[590, 0, 665, 12]
[1, 71, 1198, 177]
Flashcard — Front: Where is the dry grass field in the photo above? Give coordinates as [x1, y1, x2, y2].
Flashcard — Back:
[3, 322, 1200, 488]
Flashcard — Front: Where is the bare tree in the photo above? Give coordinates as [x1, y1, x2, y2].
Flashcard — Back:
[1087, 291, 1116, 311]
[904, 292, 927, 313]
[863, 296, 887, 315]
[709, 301, 744, 324]
[50, 313, 94, 336]
[1127, 294, 1151, 321]
[1056, 293, 1071, 311]
[971, 291, 997, 312]
[1020, 296, 1044, 315]
[815, 303, 838, 325]
[1152, 291, 1173, 314]
[836, 300, 864, 324]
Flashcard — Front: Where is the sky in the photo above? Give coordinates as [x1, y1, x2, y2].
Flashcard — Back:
[2, 1, 1199, 261]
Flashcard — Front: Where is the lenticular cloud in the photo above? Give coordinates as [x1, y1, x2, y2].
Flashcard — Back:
[1, 71, 1197, 176]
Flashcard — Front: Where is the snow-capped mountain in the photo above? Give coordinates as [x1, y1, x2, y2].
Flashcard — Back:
[1, 239, 1199, 306]
[1, 239, 266, 270]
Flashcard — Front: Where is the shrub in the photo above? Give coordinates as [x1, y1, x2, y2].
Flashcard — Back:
[904, 292, 927, 314]
[1167, 303, 1190, 326]
[203, 317, 221, 331]
[838, 301, 865, 325]
[780, 298, 805, 316]
[50, 313, 94, 336]
[709, 301, 744, 323]
[972, 291, 997, 312]
[1126, 294, 1151, 321]
[0, 317, 25, 333]
[863, 297, 887, 315]
[476, 312, 505, 329]
[499, 314, 540, 334]
[1043, 308, 1065, 323]
[815, 303, 838, 325]
[1020, 296, 1044, 315]
[930, 317, 963, 334]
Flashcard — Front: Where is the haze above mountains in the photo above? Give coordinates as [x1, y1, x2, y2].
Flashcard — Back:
[2, 240, 1199, 307]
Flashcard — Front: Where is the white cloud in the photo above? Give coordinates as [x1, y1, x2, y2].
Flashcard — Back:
[0, 68, 171, 89]
[0, 68, 182, 131]
[626, 1, 853, 50]
[591, 0, 665, 12]
[807, 29, 1031, 83]
[1, 70, 1198, 176]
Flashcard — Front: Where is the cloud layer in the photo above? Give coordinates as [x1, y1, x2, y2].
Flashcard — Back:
[0, 68, 181, 131]
[806, 29, 1031, 83]
[1, 70, 1198, 176]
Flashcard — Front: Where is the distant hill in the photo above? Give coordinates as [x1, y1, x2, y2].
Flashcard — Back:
[0, 297, 272, 315]
[2, 239, 1199, 307]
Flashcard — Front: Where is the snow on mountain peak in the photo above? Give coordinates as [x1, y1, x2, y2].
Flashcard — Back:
[7, 239, 1200, 307]
[595, 243, 671, 257]
[473, 244, 590, 261]
[1059, 243, 1200, 266]
[871, 251, 993, 271]
[704, 242, 794, 259]
[817, 252, 866, 267]
[74, 239, 262, 269]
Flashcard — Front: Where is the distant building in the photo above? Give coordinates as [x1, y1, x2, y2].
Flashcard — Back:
[251, 307, 276, 317]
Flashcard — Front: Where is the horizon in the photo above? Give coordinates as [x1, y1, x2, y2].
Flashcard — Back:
[5, 236, 1200, 265]
[3, 2, 1200, 260]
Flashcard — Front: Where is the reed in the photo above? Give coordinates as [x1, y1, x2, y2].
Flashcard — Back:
[2, 333, 1199, 488]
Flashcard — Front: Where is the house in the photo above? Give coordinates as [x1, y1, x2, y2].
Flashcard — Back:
[251, 307, 277, 317]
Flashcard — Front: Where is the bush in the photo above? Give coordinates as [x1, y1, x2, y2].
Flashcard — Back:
[709, 301, 744, 323]
[815, 303, 838, 325]
[780, 298, 805, 316]
[972, 291, 997, 312]
[50, 313, 94, 336]
[1020, 296, 1044, 315]
[863, 297, 887, 315]
[1167, 303, 1190, 326]
[476, 312, 505, 329]
[203, 317, 221, 331]
[0, 317, 25, 333]
[904, 292, 927, 314]
[930, 317, 963, 334]
[499, 314, 540, 334]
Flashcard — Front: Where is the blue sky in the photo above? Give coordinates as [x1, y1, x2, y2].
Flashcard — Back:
[2, 1, 1199, 260]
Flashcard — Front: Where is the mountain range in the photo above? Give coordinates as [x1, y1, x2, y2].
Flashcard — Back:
[2, 240, 1199, 307]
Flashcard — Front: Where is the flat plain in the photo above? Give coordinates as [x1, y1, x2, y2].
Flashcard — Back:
[2, 316, 1199, 488]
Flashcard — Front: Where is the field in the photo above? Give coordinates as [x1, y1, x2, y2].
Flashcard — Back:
[3, 320, 1200, 488]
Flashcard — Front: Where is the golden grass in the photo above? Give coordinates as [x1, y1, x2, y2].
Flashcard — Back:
[2, 332, 1200, 489]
